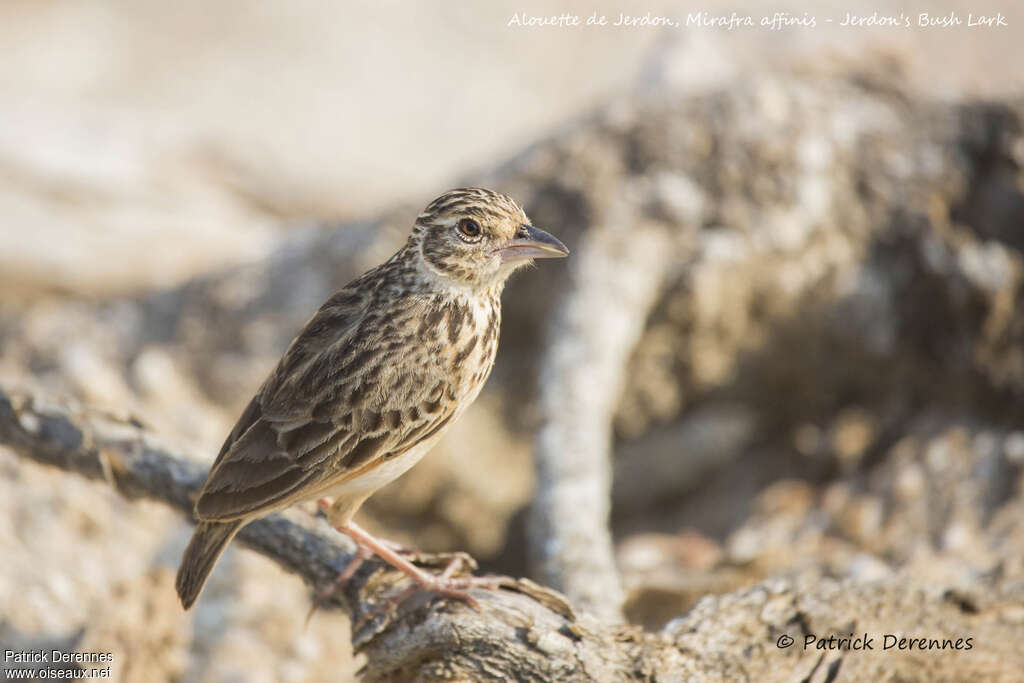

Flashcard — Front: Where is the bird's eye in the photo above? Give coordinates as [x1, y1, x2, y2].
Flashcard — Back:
[456, 218, 482, 241]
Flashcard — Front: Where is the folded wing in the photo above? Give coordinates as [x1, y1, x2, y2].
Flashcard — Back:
[194, 283, 457, 521]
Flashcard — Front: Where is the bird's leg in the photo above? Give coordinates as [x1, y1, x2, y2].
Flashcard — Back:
[340, 520, 508, 607]
[315, 499, 504, 611]
[316, 497, 411, 554]
[347, 535, 513, 634]
[373, 537, 415, 555]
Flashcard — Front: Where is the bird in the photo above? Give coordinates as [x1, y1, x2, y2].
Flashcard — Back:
[175, 187, 569, 609]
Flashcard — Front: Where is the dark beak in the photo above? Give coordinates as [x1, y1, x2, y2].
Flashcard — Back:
[498, 225, 570, 263]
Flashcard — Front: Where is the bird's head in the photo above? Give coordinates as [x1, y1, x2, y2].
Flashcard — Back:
[409, 188, 568, 291]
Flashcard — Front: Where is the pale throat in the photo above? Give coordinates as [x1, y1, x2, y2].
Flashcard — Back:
[414, 240, 507, 300]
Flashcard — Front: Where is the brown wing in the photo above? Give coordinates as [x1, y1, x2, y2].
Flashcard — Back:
[194, 283, 457, 522]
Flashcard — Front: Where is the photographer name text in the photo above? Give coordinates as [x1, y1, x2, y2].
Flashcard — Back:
[774, 633, 975, 651]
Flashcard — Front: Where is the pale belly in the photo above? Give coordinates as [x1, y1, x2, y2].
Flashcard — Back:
[318, 428, 447, 500]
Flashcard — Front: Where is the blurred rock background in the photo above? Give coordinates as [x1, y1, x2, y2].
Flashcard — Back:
[3, 1, 1024, 681]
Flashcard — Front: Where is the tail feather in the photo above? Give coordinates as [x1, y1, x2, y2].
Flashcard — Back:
[175, 520, 244, 609]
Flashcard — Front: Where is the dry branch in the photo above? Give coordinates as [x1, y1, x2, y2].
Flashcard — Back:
[528, 212, 675, 623]
[0, 383, 679, 682]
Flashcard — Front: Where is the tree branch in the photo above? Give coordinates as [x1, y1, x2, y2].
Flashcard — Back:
[528, 206, 676, 623]
[0, 383, 678, 682]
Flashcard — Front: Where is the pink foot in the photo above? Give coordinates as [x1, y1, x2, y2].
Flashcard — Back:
[353, 555, 506, 630]
[311, 499, 506, 624]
